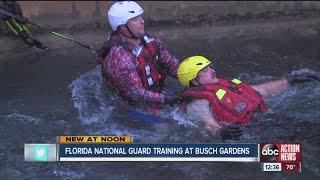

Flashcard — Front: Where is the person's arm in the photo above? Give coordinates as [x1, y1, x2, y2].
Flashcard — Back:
[186, 99, 222, 135]
[186, 99, 242, 140]
[250, 79, 289, 98]
[154, 36, 180, 78]
[251, 71, 320, 98]
[105, 46, 165, 104]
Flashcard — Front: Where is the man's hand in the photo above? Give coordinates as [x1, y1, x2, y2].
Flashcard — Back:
[286, 71, 320, 85]
[218, 124, 243, 140]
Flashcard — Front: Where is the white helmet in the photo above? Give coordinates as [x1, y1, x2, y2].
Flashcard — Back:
[107, 1, 144, 31]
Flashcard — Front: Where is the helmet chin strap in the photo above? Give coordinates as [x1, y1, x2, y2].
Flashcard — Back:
[191, 79, 202, 87]
[195, 79, 203, 86]
[118, 24, 139, 39]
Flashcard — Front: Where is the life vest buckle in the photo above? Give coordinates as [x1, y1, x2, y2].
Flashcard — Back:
[228, 84, 239, 92]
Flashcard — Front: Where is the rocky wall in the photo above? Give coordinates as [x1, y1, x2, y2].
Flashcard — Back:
[16, 1, 320, 30]
[1, 1, 319, 56]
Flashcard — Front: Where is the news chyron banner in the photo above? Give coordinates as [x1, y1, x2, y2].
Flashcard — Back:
[24, 136, 301, 172]
[260, 143, 302, 172]
[59, 143, 258, 162]
[25, 136, 258, 162]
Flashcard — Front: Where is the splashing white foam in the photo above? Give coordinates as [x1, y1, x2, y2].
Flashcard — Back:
[68, 66, 160, 139]
[0, 113, 41, 124]
[168, 107, 197, 128]
[69, 66, 114, 125]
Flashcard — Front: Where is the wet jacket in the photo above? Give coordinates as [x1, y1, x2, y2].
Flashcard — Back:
[98, 32, 179, 104]
[183, 78, 269, 124]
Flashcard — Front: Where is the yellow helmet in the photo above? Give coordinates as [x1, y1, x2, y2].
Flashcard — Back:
[177, 55, 212, 86]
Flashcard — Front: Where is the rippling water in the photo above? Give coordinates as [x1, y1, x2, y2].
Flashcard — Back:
[1, 29, 319, 179]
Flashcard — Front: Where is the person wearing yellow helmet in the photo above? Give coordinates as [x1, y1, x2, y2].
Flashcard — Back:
[177, 55, 320, 140]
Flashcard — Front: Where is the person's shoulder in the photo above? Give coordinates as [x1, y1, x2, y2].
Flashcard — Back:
[187, 99, 210, 110]
[190, 99, 210, 104]
[145, 32, 162, 42]
[145, 32, 156, 38]
[108, 45, 127, 54]
[106, 46, 133, 62]
[186, 99, 212, 123]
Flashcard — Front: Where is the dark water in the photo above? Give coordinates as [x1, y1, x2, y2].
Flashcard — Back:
[0, 29, 319, 179]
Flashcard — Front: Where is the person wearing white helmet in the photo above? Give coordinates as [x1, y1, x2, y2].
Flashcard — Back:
[97, 1, 182, 107]
[107, 0, 144, 39]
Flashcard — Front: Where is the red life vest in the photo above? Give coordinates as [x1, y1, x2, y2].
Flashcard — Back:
[97, 32, 166, 100]
[183, 78, 269, 124]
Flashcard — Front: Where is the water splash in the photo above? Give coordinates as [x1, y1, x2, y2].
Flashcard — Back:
[52, 167, 86, 179]
[168, 107, 197, 128]
[69, 66, 114, 125]
[0, 113, 41, 124]
[69, 66, 164, 140]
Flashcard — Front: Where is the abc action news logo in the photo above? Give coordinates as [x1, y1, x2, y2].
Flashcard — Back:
[260, 144, 302, 163]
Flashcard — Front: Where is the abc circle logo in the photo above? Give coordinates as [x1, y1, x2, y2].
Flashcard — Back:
[261, 144, 279, 161]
